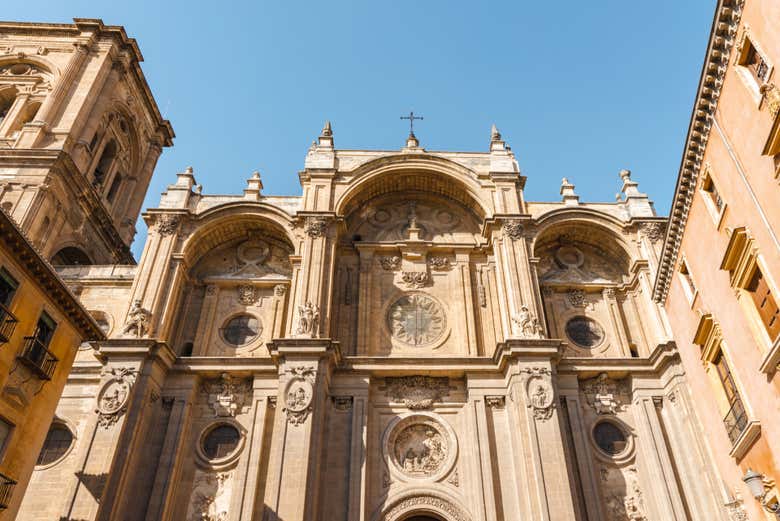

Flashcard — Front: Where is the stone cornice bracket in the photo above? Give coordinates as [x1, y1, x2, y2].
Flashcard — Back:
[294, 213, 336, 239]
[654, 0, 744, 303]
[266, 337, 342, 368]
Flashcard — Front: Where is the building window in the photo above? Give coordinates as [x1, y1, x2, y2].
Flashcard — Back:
[220, 315, 261, 346]
[678, 259, 697, 305]
[746, 266, 780, 342]
[592, 421, 628, 456]
[92, 140, 117, 189]
[0, 89, 14, 127]
[51, 247, 92, 266]
[0, 418, 13, 459]
[713, 352, 749, 445]
[744, 41, 770, 85]
[0, 269, 19, 345]
[693, 315, 753, 448]
[36, 422, 73, 467]
[105, 172, 123, 202]
[202, 424, 240, 460]
[700, 169, 726, 224]
[19, 312, 58, 380]
[564, 316, 605, 348]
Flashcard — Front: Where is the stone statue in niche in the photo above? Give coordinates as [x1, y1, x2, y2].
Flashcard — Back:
[394, 424, 447, 477]
[122, 299, 151, 338]
[295, 302, 320, 338]
[511, 305, 544, 339]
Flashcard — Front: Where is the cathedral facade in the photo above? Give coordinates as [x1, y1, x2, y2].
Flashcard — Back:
[20, 120, 734, 520]
[0, 10, 768, 521]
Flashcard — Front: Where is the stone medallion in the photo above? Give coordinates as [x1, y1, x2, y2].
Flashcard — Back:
[283, 366, 315, 426]
[387, 293, 446, 347]
[383, 413, 457, 482]
[237, 239, 270, 265]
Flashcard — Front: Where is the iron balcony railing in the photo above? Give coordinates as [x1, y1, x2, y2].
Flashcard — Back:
[18, 336, 58, 381]
[0, 302, 17, 344]
[0, 471, 16, 510]
[723, 398, 749, 445]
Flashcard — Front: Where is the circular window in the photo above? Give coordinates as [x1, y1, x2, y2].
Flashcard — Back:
[202, 424, 241, 460]
[221, 315, 261, 346]
[36, 423, 74, 467]
[387, 294, 446, 347]
[565, 316, 605, 348]
[593, 421, 628, 456]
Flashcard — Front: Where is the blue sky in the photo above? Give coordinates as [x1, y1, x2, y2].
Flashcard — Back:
[6, 1, 713, 258]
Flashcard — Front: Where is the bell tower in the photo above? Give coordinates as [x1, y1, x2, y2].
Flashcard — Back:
[0, 18, 174, 264]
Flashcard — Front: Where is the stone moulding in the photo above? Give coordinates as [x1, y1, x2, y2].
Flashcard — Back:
[377, 489, 472, 521]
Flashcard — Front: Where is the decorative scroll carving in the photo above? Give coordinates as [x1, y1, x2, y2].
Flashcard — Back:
[155, 214, 180, 236]
[295, 302, 320, 338]
[401, 271, 429, 288]
[510, 305, 544, 339]
[283, 365, 316, 425]
[237, 284, 257, 305]
[304, 216, 329, 238]
[384, 495, 471, 521]
[581, 373, 628, 415]
[96, 367, 137, 428]
[524, 367, 554, 421]
[447, 469, 460, 487]
[122, 299, 151, 338]
[385, 376, 450, 410]
[379, 256, 402, 271]
[567, 289, 586, 307]
[485, 396, 506, 409]
[638, 222, 666, 244]
[502, 219, 524, 240]
[201, 373, 251, 417]
[428, 256, 451, 271]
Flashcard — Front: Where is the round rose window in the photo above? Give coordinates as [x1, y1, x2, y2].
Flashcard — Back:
[221, 315, 261, 346]
[593, 421, 628, 456]
[202, 424, 241, 460]
[387, 294, 446, 346]
[565, 316, 605, 348]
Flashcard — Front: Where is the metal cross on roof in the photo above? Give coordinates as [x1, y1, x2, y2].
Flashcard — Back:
[400, 111, 423, 135]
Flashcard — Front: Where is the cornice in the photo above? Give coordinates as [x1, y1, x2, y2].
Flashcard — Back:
[654, 0, 744, 303]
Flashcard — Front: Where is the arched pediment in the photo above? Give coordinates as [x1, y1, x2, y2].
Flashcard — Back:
[335, 154, 491, 221]
[375, 489, 472, 521]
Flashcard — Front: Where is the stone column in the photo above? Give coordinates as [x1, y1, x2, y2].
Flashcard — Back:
[631, 395, 688, 520]
[262, 339, 340, 521]
[144, 382, 196, 521]
[455, 251, 479, 355]
[602, 288, 631, 356]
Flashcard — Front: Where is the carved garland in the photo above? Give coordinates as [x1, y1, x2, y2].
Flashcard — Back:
[385, 376, 450, 410]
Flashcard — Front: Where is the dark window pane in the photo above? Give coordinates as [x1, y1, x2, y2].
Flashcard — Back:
[36, 424, 72, 466]
[222, 315, 260, 346]
[593, 422, 627, 455]
[202, 425, 240, 459]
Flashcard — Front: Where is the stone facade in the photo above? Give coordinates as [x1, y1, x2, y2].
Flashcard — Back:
[655, 0, 780, 518]
[1, 10, 774, 521]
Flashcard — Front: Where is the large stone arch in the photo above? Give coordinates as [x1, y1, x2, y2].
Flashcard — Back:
[180, 203, 297, 266]
[375, 489, 472, 521]
[335, 154, 492, 221]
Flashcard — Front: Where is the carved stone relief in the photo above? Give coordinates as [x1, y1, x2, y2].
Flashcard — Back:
[383, 413, 457, 483]
[96, 367, 137, 428]
[122, 299, 151, 338]
[581, 373, 629, 415]
[379, 256, 402, 271]
[638, 222, 666, 244]
[154, 214, 180, 236]
[187, 471, 231, 521]
[485, 396, 506, 409]
[387, 294, 446, 347]
[539, 243, 620, 285]
[510, 305, 544, 339]
[201, 373, 251, 417]
[502, 219, 524, 240]
[283, 365, 316, 425]
[304, 216, 330, 238]
[385, 376, 450, 410]
[383, 495, 471, 521]
[237, 284, 258, 305]
[428, 256, 451, 271]
[294, 302, 320, 338]
[400, 271, 429, 288]
[524, 367, 554, 421]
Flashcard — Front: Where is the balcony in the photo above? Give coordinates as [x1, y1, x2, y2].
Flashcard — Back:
[0, 471, 16, 509]
[0, 303, 17, 344]
[723, 398, 749, 446]
[17, 337, 58, 380]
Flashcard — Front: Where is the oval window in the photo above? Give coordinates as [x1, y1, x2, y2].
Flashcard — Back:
[37, 423, 74, 466]
[565, 316, 605, 348]
[202, 424, 241, 460]
[221, 315, 261, 346]
[593, 421, 628, 456]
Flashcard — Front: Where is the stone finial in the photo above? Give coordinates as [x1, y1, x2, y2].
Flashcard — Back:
[317, 120, 334, 148]
[491, 124, 502, 142]
[619, 168, 654, 217]
[405, 132, 420, 149]
[244, 170, 264, 201]
[560, 177, 579, 206]
[175, 166, 196, 187]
